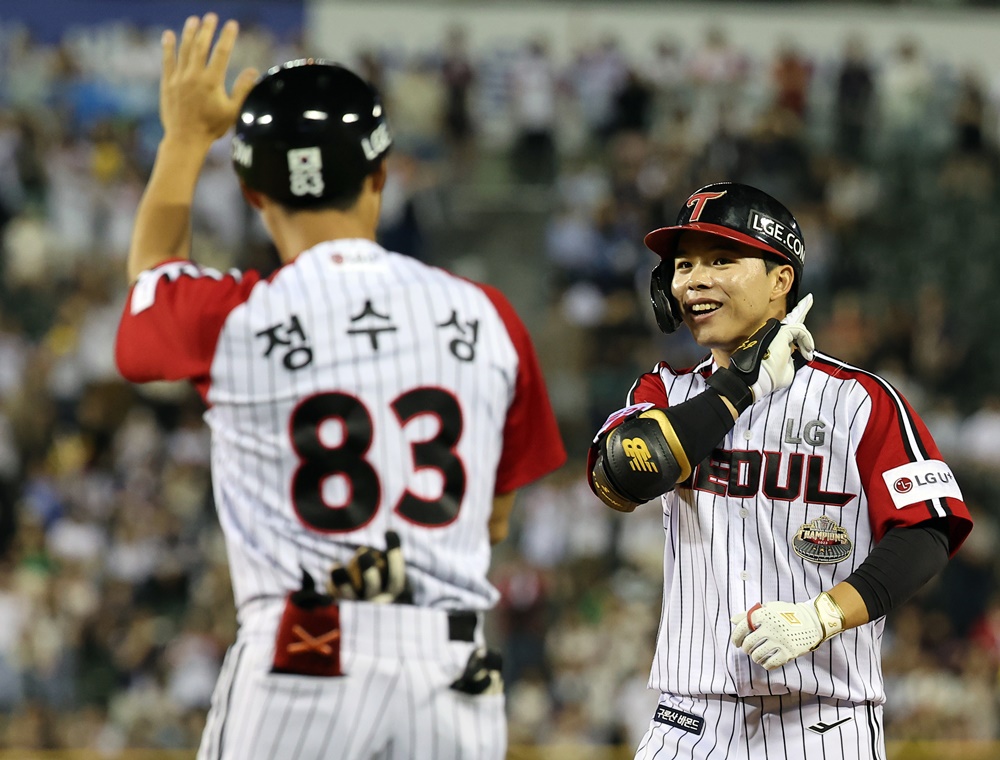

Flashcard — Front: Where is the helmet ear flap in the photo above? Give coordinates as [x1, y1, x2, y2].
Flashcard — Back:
[649, 262, 683, 334]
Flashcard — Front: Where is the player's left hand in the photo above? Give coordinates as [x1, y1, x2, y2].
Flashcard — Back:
[328, 531, 413, 604]
[743, 292, 816, 400]
[159, 13, 259, 146]
[730, 593, 844, 670]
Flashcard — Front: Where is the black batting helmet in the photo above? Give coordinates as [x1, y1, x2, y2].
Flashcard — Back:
[232, 59, 392, 209]
[645, 182, 805, 334]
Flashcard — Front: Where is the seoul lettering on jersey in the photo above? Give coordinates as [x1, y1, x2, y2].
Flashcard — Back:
[681, 448, 855, 506]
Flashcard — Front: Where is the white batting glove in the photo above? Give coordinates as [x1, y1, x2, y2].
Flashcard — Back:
[730, 591, 845, 670]
[782, 292, 815, 361]
[747, 293, 815, 400]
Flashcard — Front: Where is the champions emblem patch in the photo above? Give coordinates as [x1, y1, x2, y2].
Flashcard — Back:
[793, 515, 853, 564]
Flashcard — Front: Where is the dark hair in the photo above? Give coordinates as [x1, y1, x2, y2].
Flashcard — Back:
[282, 165, 376, 214]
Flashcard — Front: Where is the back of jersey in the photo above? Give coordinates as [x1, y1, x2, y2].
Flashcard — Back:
[205, 239, 528, 613]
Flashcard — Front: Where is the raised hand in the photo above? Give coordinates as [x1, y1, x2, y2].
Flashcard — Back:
[782, 292, 815, 361]
[158, 13, 259, 146]
[706, 292, 817, 414]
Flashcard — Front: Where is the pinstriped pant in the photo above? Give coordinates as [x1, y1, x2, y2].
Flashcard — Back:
[197, 601, 506, 760]
[635, 691, 886, 760]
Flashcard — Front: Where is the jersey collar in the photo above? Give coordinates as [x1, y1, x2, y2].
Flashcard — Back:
[304, 238, 388, 264]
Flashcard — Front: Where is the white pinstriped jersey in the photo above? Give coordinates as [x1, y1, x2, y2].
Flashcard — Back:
[597, 352, 971, 705]
[116, 239, 566, 619]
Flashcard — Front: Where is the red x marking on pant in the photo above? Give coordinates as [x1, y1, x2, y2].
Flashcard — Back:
[287, 624, 341, 656]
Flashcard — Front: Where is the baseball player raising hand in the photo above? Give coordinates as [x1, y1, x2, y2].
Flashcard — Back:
[588, 182, 972, 759]
[115, 15, 566, 760]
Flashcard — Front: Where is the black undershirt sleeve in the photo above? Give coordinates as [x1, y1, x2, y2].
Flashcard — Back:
[845, 519, 950, 620]
[660, 386, 738, 471]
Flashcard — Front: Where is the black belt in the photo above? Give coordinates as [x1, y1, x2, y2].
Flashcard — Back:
[448, 611, 478, 642]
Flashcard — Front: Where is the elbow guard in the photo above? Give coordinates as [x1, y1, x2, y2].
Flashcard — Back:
[591, 411, 685, 508]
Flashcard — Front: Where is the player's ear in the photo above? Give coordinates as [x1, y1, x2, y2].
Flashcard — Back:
[370, 159, 388, 193]
[241, 183, 266, 210]
[769, 263, 795, 303]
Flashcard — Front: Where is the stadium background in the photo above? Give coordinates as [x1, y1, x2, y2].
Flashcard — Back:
[1, 0, 999, 757]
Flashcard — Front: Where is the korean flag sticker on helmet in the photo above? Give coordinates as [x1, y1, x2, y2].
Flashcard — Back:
[288, 147, 325, 197]
[882, 460, 963, 509]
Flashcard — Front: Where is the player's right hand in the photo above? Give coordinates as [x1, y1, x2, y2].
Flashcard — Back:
[159, 13, 258, 146]
[730, 590, 844, 670]
[328, 531, 413, 604]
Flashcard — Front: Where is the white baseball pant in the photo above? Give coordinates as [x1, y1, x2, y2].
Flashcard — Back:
[635, 691, 885, 760]
[197, 601, 506, 760]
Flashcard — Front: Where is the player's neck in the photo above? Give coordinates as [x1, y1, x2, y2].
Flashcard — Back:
[273, 214, 378, 263]
[268, 195, 382, 264]
[710, 349, 729, 369]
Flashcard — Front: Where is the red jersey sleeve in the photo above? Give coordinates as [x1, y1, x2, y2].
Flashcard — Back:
[478, 284, 566, 493]
[115, 260, 261, 401]
[627, 363, 670, 407]
[853, 373, 972, 555]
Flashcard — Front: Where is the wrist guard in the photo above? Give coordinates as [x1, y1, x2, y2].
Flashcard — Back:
[811, 591, 846, 646]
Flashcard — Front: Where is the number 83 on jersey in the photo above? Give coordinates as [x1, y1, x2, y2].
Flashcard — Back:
[289, 387, 467, 533]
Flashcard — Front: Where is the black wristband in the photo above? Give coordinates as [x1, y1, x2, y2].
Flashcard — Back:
[845, 520, 950, 620]
[660, 387, 739, 471]
[706, 367, 753, 414]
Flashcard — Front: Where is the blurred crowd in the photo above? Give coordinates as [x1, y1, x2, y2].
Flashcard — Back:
[1, 12, 1000, 753]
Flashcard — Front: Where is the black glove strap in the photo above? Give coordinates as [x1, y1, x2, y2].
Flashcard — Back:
[729, 319, 782, 378]
[660, 388, 740, 471]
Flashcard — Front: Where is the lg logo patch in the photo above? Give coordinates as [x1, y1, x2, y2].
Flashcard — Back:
[882, 460, 963, 509]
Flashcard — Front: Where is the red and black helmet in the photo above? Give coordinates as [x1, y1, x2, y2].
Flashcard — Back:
[232, 59, 392, 209]
[646, 182, 805, 333]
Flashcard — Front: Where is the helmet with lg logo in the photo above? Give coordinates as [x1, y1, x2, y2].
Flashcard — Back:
[645, 182, 806, 334]
[232, 59, 392, 209]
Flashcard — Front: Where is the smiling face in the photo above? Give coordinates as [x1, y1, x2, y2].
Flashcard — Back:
[670, 230, 795, 363]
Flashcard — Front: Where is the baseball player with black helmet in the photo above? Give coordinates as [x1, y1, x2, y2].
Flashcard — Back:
[588, 181, 972, 759]
[114, 15, 566, 760]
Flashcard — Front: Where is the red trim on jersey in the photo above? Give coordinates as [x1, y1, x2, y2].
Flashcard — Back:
[627, 365, 670, 407]
[115, 261, 262, 402]
[626, 357, 713, 408]
[476, 284, 566, 493]
[810, 356, 972, 555]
